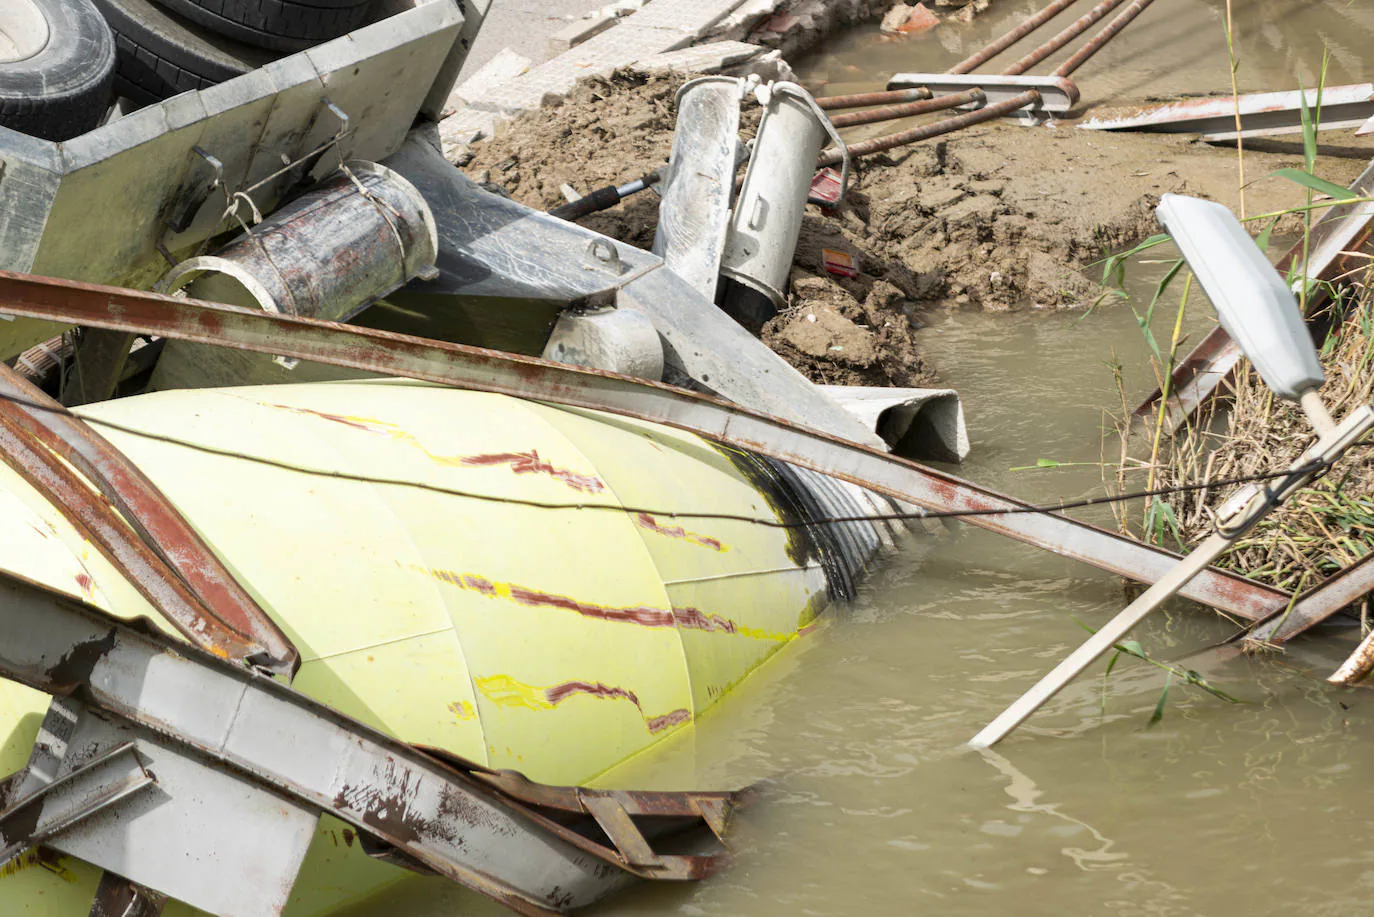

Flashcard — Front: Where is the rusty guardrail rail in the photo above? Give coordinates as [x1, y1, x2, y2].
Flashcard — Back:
[0, 270, 1306, 623]
[1080, 83, 1374, 141]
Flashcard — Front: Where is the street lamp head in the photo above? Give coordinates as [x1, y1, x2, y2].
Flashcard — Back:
[1156, 193, 1324, 402]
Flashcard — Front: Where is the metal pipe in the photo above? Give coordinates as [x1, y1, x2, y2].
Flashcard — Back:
[1001, 0, 1128, 75]
[816, 86, 932, 111]
[1053, 0, 1158, 77]
[948, 0, 1082, 74]
[828, 89, 985, 128]
[819, 90, 1038, 166]
[721, 82, 848, 321]
[161, 161, 438, 322]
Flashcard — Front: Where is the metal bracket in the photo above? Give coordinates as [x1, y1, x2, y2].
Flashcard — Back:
[585, 238, 623, 274]
[89, 873, 167, 917]
[0, 575, 744, 914]
[886, 73, 1080, 113]
[779, 84, 850, 204]
[582, 238, 662, 290]
[163, 146, 224, 235]
[0, 744, 153, 869]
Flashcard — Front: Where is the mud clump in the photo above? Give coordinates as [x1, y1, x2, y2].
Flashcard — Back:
[464, 71, 682, 251]
[462, 72, 1364, 384]
[763, 278, 930, 386]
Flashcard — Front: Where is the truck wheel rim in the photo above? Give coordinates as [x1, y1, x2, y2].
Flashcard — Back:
[0, 0, 50, 64]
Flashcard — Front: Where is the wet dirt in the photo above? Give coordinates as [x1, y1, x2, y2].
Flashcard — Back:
[461, 55, 1367, 388]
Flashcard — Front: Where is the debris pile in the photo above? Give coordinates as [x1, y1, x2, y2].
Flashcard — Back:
[463, 70, 1356, 395]
[1152, 287, 1374, 595]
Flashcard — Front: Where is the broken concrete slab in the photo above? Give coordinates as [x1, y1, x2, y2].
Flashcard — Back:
[633, 41, 766, 74]
[547, 14, 618, 54]
[443, 47, 533, 116]
[448, 0, 752, 121]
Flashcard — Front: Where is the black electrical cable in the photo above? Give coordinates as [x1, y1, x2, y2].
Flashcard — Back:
[0, 388, 1361, 532]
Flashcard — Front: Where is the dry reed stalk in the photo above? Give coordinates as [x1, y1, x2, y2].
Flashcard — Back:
[1127, 269, 1374, 588]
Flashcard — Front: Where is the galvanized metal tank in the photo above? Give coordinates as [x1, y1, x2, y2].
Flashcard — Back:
[0, 378, 899, 915]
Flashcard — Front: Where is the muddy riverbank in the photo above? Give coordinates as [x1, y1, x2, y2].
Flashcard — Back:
[461, 70, 1364, 386]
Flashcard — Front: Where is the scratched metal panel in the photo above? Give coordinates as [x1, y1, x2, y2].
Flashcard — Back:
[305, 5, 463, 168]
[290, 630, 487, 765]
[0, 378, 835, 914]
[0, 133, 67, 358]
[0, 129, 61, 272]
[32, 94, 215, 287]
[75, 382, 698, 783]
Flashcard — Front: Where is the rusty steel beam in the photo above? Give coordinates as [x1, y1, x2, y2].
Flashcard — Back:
[1002, 0, 1128, 75]
[948, 0, 1082, 74]
[0, 397, 268, 664]
[1131, 159, 1374, 433]
[827, 89, 984, 129]
[1080, 83, 1374, 140]
[1245, 554, 1374, 646]
[821, 91, 1043, 166]
[0, 363, 299, 676]
[816, 86, 932, 111]
[0, 270, 1299, 623]
[1052, 0, 1157, 78]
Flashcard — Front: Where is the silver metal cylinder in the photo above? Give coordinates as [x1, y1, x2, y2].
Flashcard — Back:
[719, 83, 848, 318]
[652, 76, 744, 300]
[162, 161, 438, 322]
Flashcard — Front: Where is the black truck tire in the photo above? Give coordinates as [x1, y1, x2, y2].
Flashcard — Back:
[0, 0, 116, 141]
[92, 0, 277, 107]
[152, 0, 374, 53]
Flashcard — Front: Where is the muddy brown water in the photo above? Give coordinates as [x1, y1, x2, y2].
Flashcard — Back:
[802, 0, 1374, 116]
[353, 268, 1373, 917]
[354, 5, 1374, 915]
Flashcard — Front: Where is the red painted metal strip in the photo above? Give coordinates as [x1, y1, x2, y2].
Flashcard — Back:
[0, 398, 262, 662]
[0, 270, 1294, 622]
[1247, 554, 1374, 645]
[0, 364, 298, 676]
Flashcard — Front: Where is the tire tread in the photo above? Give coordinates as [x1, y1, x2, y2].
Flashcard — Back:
[0, 0, 116, 140]
[155, 0, 373, 52]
